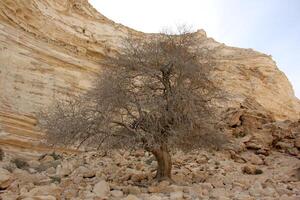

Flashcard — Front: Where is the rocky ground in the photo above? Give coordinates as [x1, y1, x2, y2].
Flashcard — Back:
[0, 147, 299, 200]
[1, 102, 300, 200]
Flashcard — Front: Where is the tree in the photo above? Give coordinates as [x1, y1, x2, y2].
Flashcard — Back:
[39, 27, 227, 181]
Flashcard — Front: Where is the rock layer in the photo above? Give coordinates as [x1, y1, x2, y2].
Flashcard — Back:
[0, 0, 299, 153]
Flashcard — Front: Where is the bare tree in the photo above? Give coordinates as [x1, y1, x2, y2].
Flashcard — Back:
[39, 27, 227, 181]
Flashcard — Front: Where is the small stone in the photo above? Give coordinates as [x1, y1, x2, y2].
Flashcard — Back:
[123, 194, 140, 200]
[46, 167, 56, 175]
[242, 165, 263, 175]
[125, 186, 141, 195]
[22, 196, 56, 200]
[93, 180, 110, 198]
[241, 152, 264, 165]
[276, 141, 294, 149]
[234, 192, 255, 200]
[83, 170, 96, 178]
[28, 160, 41, 169]
[25, 184, 60, 198]
[148, 195, 162, 200]
[40, 155, 55, 163]
[170, 191, 183, 200]
[210, 188, 227, 199]
[111, 190, 123, 198]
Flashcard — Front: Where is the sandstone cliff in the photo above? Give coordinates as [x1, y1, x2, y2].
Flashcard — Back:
[0, 0, 299, 154]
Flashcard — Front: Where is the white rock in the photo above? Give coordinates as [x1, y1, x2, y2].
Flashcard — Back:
[148, 195, 163, 200]
[28, 160, 40, 169]
[233, 192, 254, 200]
[248, 181, 264, 197]
[111, 190, 123, 198]
[25, 184, 60, 197]
[210, 188, 228, 199]
[93, 180, 110, 198]
[23, 196, 56, 200]
[123, 194, 141, 200]
[170, 191, 183, 200]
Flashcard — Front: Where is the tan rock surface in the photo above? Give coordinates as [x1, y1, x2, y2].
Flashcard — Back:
[0, 0, 299, 154]
[0, 150, 299, 199]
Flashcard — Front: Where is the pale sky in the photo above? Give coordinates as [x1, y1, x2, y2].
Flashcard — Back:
[89, 0, 300, 98]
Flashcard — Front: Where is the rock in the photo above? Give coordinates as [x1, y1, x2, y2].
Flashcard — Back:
[0, 148, 4, 161]
[0, 192, 18, 200]
[295, 137, 300, 148]
[279, 194, 300, 200]
[210, 188, 228, 199]
[130, 173, 147, 182]
[123, 194, 140, 200]
[170, 191, 183, 200]
[93, 180, 110, 198]
[148, 184, 173, 193]
[24, 184, 60, 198]
[111, 190, 124, 198]
[56, 161, 74, 177]
[233, 193, 255, 200]
[46, 167, 56, 175]
[245, 142, 263, 150]
[40, 155, 55, 163]
[80, 190, 96, 199]
[242, 165, 263, 175]
[22, 196, 56, 200]
[28, 160, 41, 169]
[197, 183, 213, 191]
[133, 149, 145, 157]
[124, 186, 141, 195]
[275, 141, 294, 149]
[148, 195, 163, 200]
[0, 168, 13, 189]
[241, 152, 264, 165]
[255, 148, 269, 156]
[74, 166, 96, 178]
[248, 181, 264, 197]
[83, 170, 96, 178]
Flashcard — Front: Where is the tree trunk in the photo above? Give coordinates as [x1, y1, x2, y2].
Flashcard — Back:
[151, 143, 172, 181]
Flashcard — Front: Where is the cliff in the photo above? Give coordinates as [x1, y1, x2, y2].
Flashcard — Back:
[0, 0, 299, 155]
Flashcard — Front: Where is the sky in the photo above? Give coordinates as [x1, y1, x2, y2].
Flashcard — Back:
[89, 0, 300, 98]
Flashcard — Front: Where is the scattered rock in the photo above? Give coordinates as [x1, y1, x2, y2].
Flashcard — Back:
[241, 152, 264, 165]
[23, 184, 60, 198]
[170, 191, 183, 200]
[93, 180, 110, 198]
[242, 165, 263, 175]
[111, 190, 123, 198]
[123, 194, 140, 200]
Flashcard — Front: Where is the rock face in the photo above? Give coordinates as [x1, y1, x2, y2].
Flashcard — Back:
[0, 0, 299, 153]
